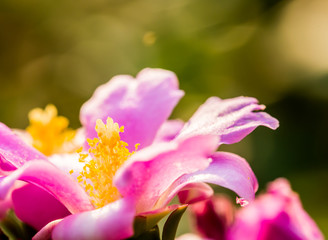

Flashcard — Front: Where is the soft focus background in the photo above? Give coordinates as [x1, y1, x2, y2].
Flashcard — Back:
[0, 0, 327, 236]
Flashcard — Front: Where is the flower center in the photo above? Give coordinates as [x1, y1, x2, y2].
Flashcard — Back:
[26, 104, 76, 156]
[76, 117, 138, 208]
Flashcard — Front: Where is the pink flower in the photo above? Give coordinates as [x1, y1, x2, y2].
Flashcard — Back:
[189, 195, 234, 240]
[228, 178, 324, 240]
[0, 68, 278, 239]
[186, 178, 324, 240]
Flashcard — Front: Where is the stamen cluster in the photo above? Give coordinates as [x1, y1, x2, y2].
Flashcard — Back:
[76, 117, 137, 208]
[26, 104, 76, 155]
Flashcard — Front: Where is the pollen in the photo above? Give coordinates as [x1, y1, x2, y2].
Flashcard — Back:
[77, 117, 137, 208]
[26, 104, 76, 156]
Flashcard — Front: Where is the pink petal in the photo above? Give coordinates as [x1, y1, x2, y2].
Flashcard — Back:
[52, 197, 135, 240]
[228, 178, 324, 240]
[38, 204, 180, 240]
[80, 68, 184, 151]
[153, 119, 185, 143]
[177, 182, 214, 205]
[12, 183, 70, 230]
[177, 97, 279, 145]
[0, 160, 94, 214]
[156, 152, 258, 208]
[115, 135, 219, 213]
[0, 123, 46, 171]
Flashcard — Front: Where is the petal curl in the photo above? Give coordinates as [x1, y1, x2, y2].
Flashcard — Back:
[52, 197, 135, 240]
[115, 135, 219, 213]
[0, 160, 93, 214]
[12, 183, 70, 230]
[0, 123, 46, 171]
[177, 182, 214, 205]
[80, 68, 184, 150]
[178, 97, 279, 145]
[156, 152, 258, 208]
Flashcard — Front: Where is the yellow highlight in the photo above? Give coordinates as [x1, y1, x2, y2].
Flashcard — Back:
[143, 31, 157, 46]
[77, 117, 137, 208]
[26, 104, 76, 156]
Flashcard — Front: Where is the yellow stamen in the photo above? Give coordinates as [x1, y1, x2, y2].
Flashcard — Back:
[77, 117, 138, 208]
[26, 104, 77, 156]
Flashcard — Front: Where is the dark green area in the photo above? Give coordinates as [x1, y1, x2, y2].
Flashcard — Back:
[162, 206, 187, 240]
[0, 210, 36, 240]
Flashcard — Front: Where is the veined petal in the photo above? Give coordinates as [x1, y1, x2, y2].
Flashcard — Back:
[80, 68, 184, 151]
[177, 97, 279, 145]
[0, 123, 46, 171]
[0, 160, 94, 214]
[156, 152, 258, 208]
[115, 135, 219, 213]
[12, 183, 70, 230]
[52, 197, 135, 240]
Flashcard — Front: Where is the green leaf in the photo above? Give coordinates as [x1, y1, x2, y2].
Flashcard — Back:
[0, 210, 36, 240]
[132, 206, 176, 237]
[128, 225, 160, 240]
[162, 205, 187, 240]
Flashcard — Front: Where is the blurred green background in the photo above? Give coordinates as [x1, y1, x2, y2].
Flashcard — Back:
[0, 0, 327, 236]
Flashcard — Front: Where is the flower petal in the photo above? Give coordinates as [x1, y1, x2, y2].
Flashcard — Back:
[12, 183, 70, 230]
[52, 197, 135, 240]
[156, 152, 258, 208]
[0, 160, 93, 214]
[80, 68, 184, 150]
[177, 97, 279, 145]
[0, 123, 46, 171]
[115, 135, 219, 213]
